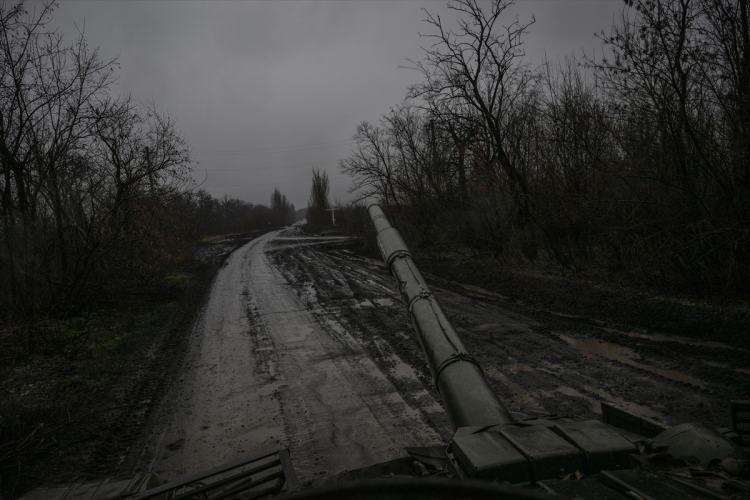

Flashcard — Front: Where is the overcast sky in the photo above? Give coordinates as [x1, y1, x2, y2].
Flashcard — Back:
[49, 0, 623, 208]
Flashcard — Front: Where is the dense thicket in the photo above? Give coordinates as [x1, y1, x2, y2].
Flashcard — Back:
[342, 0, 750, 292]
[0, 5, 291, 318]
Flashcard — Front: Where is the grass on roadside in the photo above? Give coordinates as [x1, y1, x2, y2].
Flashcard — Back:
[0, 262, 210, 497]
[417, 251, 750, 345]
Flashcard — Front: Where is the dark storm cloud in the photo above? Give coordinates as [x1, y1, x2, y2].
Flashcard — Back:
[50, 0, 621, 208]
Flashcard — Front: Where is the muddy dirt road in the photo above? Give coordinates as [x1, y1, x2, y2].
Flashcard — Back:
[136, 228, 749, 484]
[136, 229, 444, 483]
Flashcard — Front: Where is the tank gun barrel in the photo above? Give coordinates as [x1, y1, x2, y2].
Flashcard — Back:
[368, 204, 513, 428]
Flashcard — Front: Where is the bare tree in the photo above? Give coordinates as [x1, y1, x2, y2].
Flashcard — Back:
[0, 3, 201, 315]
[595, 0, 750, 287]
[0, 2, 117, 313]
[340, 0, 750, 290]
[270, 187, 294, 226]
[409, 0, 536, 215]
[341, 121, 398, 206]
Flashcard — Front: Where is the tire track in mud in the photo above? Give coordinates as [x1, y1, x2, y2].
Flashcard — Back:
[433, 280, 748, 428]
[137, 231, 444, 484]
[268, 247, 452, 441]
[273, 246, 748, 431]
[136, 236, 286, 483]
[250, 233, 443, 481]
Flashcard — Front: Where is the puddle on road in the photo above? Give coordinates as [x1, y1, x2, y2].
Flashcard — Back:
[366, 278, 396, 295]
[559, 335, 633, 360]
[505, 362, 535, 373]
[546, 386, 599, 414]
[352, 297, 396, 309]
[559, 334, 705, 388]
[485, 367, 547, 413]
[354, 299, 374, 309]
[599, 327, 748, 352]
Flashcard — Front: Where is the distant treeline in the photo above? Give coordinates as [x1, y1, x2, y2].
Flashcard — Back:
[0, 4, 293, 318]
[297, 168, 375, 257]
[342, 0, 750, 293]
[188, 188, 295, 237]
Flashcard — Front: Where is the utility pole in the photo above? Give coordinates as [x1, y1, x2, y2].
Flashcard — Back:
[326, 206, 336, 226]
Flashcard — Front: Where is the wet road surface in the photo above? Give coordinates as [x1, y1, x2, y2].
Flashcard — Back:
[138, 229, 442, 483]
[137, 227, 749, 483]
